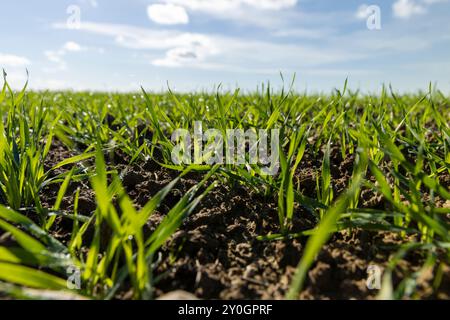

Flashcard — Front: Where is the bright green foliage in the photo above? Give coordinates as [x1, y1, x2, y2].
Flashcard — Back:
[0, 74, 449, 300]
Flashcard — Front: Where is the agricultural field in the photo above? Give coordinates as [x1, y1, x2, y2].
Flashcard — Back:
[0, 75, 449, 300]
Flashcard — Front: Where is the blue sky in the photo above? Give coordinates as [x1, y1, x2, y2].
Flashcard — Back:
[1, 0, 449, 92]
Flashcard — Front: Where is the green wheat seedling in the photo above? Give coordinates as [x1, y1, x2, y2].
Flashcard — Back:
[0, 75, 94, 224]
[0, 73, 448, 299]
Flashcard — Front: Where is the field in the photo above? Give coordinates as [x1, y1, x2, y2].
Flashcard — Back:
[0, 76, 449, 300]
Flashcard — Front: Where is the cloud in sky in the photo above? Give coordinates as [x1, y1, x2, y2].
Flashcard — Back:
[54, 12, 448, 74]
[164, 0, 297, 13]
[356, 5, 369, 19]
[0, 54, 31, 89]
[153, 47, 201, 67]
[54, 22, 198, 50]
[355, 4, 378, 20]
[53, 22, 219, 68]
[53, 21, 369, 72]
[242, 0, 297, 10]
[63, 41, 84, 52]
[392, 0, 448, 19]
[147, 3, 189, 25]
[158, 0, 299, 27]
[0, 53, 31, 67]
[44, 41, 86, 71]
[393, 0, 426, 18]
[2, 0, 450, 92]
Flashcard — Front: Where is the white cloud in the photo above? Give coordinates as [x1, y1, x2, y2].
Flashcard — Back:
[51, 5, 449, 76]
[240, 0, 297, 10]
[44, 41, 86, 71]
[153, 47, 198, 67]
[356, 5, 371, 19]
[392, 0, 449, 18]
[392, 0, 449, 19]
[53, 21, 366, 72]
[147, 4, 189, 25]
[45, 50, 65, 66]
[152, 43, 217, 68]
[0, 53, 31, 67]
[54, 22, 216, 51]
[393, 0, 425, 18]
[54, 22, 219, 67]
[63, 41, 83, 52]
[165, 0, 297, 12]
[146, 0, 301, 28]
[393, 0, 450, 19]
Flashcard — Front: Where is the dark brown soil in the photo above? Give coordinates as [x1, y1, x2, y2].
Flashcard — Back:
[151, 188, 449, 300]
[16, 143, 448, 299]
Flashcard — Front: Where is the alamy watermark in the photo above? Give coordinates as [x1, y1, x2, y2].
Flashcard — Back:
[357, 4, 382, 30]
[366, 264, 382, 290]
[66, 5, 81, 29]
[171, 121, 280, 175]
[66, 265, 81, 290]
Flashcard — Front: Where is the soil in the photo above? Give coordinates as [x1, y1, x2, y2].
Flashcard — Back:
[148, 165, 449, 299]
[2, 141, 448, 300]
